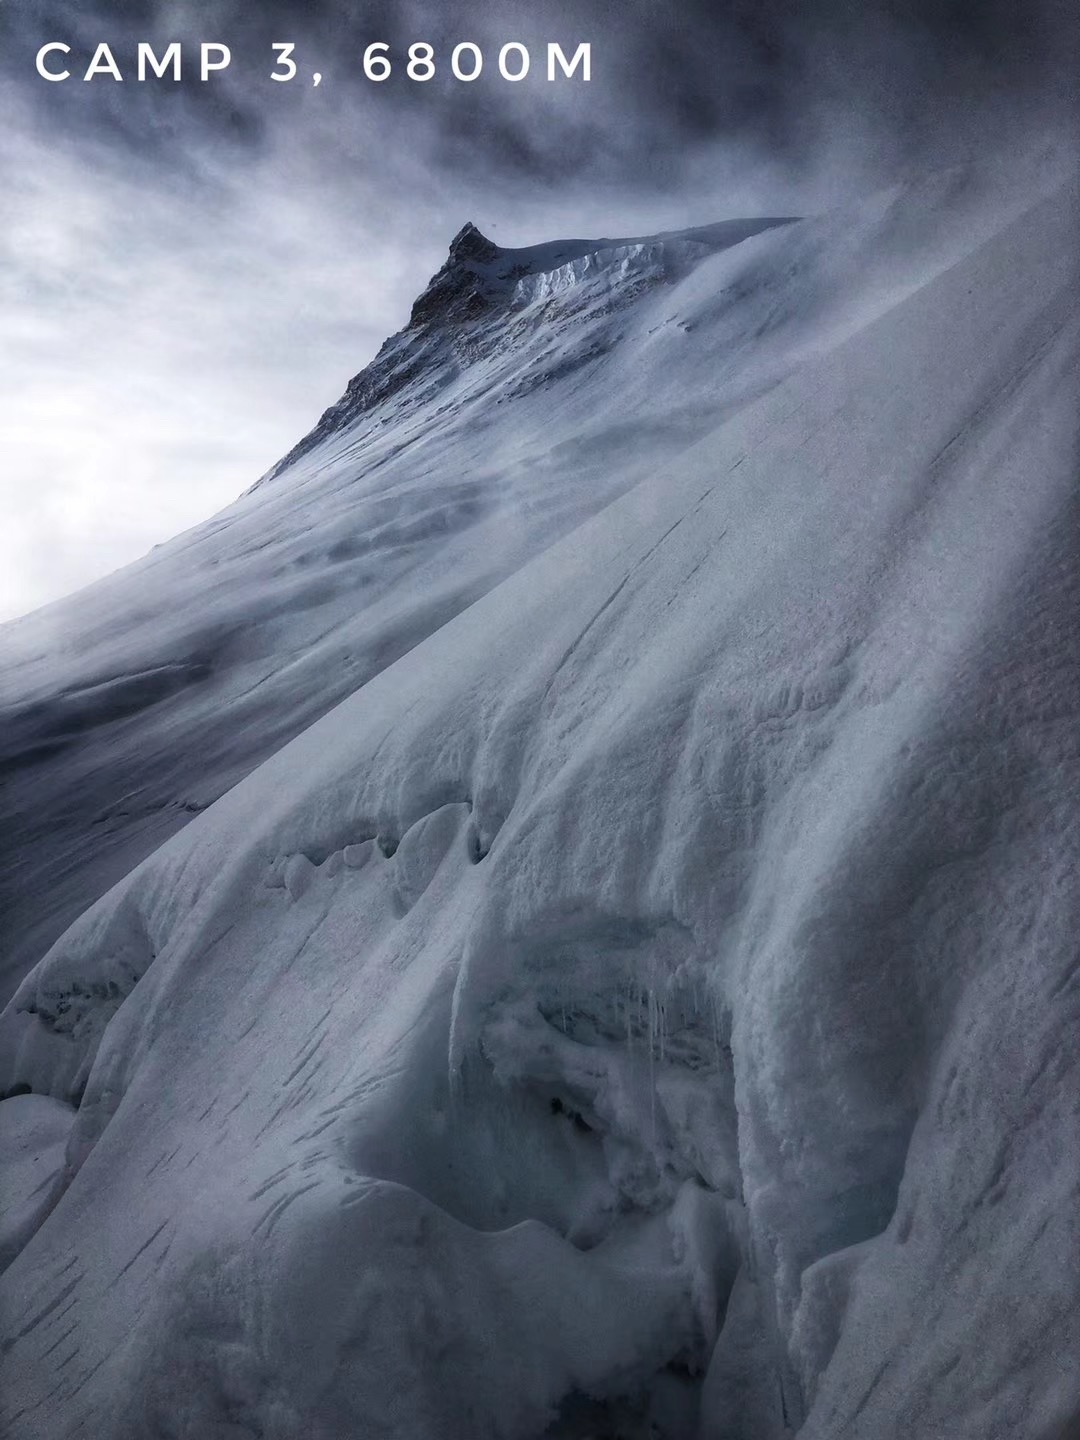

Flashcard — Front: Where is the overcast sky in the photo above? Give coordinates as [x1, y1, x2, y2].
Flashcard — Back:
[1, 0, 1074, 621]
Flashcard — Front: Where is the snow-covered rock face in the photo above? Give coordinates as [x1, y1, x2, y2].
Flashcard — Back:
[257, 217, 796, 482]
[2, 155, 1079, 1439]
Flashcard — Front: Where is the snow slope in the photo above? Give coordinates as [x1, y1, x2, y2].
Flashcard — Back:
[0, 213, 798, 1003]
[1, 158, 1078, 1438]
[0, 163, 1051, 1003]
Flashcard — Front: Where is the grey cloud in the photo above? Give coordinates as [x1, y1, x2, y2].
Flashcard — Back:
[6, 1, 1076, 188]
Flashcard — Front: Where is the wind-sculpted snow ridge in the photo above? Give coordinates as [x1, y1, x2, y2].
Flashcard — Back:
[256, 217, 797, 485]
[0, 156, 1077, 1439]
[0, 160, 1064, 1005]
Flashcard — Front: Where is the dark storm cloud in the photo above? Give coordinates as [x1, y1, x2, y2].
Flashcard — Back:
[4, 0, 1076, 191]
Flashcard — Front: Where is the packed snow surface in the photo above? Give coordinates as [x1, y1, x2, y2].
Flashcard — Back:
[1, 156, 1078, 1438]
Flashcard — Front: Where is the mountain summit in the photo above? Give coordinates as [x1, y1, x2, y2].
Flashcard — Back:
[261, 214, 796, 483]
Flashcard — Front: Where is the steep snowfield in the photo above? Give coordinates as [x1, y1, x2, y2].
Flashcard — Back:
[1, 158, 1078, 1438]
[0, 162, 1054, 1002]
[0, 213, 798, 1001]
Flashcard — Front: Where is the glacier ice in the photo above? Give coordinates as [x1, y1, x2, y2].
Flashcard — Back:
[0, 154, 1078, 1438]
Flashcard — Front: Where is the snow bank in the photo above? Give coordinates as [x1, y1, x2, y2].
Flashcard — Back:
[0, 1094, 75, 1271]
[1, 157, 1078, 1438]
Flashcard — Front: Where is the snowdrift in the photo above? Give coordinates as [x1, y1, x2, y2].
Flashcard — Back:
[1, 160, 1078, 1438]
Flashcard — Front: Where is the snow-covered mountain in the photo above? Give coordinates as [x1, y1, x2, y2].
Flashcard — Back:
[0, 213, 799, 1002]
[1, 155, 1078, 1439]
